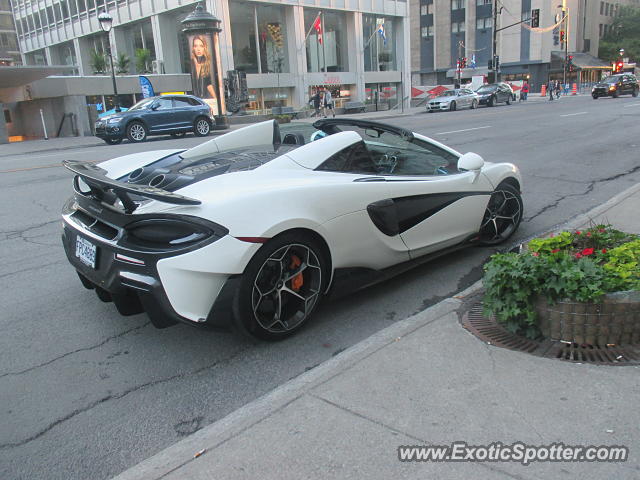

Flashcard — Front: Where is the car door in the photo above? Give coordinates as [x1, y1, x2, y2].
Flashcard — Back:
[357, 128, 494, 257]
[171, 97, 194, 129]
[461, 89, 473, 108]
[145, 97, 174, 132]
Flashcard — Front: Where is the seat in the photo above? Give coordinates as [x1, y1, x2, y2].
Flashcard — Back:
[282, 133, 305, 145]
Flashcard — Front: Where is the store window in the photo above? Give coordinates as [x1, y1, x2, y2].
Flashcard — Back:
[363, 14, 396, 72]
[229, 2, 289, 74]
[305, 9, 348, 72]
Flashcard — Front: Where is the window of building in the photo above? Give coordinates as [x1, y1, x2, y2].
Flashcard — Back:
[476, 17, 492, 29]
[420, 4, 433, 15]
[256, 4, 289, 74]
[600, 1, 604, 14]
[605, 2, 609, 15]
[452, 21, 465, 33]
[304, 9, 348, 73]
[46, 5, 54, 26]
[0, 14, 14, 28]
[421, 25, 433, 37]
[4, 109, 11, 124]
[230, 1, 258, 73]
[451, 0, 464, 10]
[363, 14, 396, 72]
[476, 0, 491, 5]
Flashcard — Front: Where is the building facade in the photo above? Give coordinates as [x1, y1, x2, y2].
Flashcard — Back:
[410, 0, 637, 90]
[1, 0, 21, 64]
[11, 0, 411, 112]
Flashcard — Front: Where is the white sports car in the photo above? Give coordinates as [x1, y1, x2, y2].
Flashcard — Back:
[61, 118, 523, 339]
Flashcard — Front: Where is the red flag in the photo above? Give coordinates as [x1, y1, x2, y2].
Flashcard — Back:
[313, 14, 322, 44]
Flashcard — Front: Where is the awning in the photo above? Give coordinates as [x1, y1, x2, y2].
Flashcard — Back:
[551, 52, 610, 70]
[445, 67, 489, 78]
[0, 65, 74, 88]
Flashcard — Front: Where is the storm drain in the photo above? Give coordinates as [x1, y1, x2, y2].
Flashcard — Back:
[462, 302, 640, 366]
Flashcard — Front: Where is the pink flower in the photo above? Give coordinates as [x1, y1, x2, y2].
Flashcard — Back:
[575, 231, 582, 235]
[586, 232, 592, 237]
[549, 233, 555, 238]
[532, 252, 540, 257]
[581, 248, 595, 256]
[575, 253, 582, 259]
[598, 228, 606, 233]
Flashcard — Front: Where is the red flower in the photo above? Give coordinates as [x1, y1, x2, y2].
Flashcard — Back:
[602, 248, 607, 254]
[575, 231, 582, 235]
[532, 252, 540, 257]
[598, 228, 606, 233]
[575, 253, 582, 259]
[581, 248, 594, 256]
[586, 232, 591, 237]
[549, 233, 555, 238]
[551, 249, 560, 253]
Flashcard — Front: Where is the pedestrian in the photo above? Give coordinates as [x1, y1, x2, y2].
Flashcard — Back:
[555, 80, 561, 99]
[520, 81, 529, 101]
[322, 88, 335, 118]
[309, 89, 321, 117]
[548, 79, 554, 101]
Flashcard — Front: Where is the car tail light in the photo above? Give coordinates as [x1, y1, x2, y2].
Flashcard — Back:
[122, 216, 227, 251]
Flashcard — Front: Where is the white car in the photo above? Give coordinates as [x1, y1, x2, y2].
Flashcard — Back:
[62, 119, 523, 340]
[427, 88, 479, 112]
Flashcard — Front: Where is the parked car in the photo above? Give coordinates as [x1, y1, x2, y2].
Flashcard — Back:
[591, 74, 639, 99]
[94, 94, 214, 145]
[62, 118, 523, 340]
[475, 83, 514, 107]
[427, 88, 479, 112]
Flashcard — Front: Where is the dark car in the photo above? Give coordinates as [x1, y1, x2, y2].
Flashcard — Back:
[95, 95, 214, 144]
[475, 83, 514, 107]
[591, 74, 639, 99]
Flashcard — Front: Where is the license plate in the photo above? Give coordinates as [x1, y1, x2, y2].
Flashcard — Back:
[75, 236, 97, 269]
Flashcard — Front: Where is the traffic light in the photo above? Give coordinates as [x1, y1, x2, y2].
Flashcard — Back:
[568, 55, 574, 72]
[612, 60, 624, 72]
[531, 9, 540, 28]
[560, 30, 565, 43]
[461, 57, 467, 68]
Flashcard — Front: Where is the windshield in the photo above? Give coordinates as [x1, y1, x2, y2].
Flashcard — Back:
[440, 90, 456, 97]
[128, 98, 155, 111]
[602, 76, 621, 84]
[476, 85, 495, 93]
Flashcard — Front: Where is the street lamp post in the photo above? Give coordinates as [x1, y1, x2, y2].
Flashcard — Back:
[98, 10, 121, 112]
[558, 2, 569, 90]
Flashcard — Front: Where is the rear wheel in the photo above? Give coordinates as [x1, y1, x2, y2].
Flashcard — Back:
[233, 233, 327, 340]
[194, 117, 211, 137]
[126, 122, 147, 142]
[478, 184, 523, 246]
[506, 96, 511, 105]
[450, 101, 457, 111]
[471, 99, 478, 109]
[633, 87, 638, 97]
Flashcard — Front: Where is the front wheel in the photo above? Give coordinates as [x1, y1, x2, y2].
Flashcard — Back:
[194, 117, 211, 137]
[633, 88, 638, 97]
[233, 233, 327, 340]
[470, 99, 478, 109]
[126, 122, 147, 142]
[449, 101, 457, 111]
[592, 93, 598, 99]
[478, 183, 523, 246]
[488, 96, 495, 107]
[612, 89, 619, 98]
[506, 96, 511, 105]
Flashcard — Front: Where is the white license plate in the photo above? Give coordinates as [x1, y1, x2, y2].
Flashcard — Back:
[75, 236, 97, 269]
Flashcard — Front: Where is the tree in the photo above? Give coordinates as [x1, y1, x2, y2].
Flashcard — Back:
[89, 49, 106, 74]
[598, 6, 640, 63]
[135, 48, 152, 74]
[115, 52, 130, 75]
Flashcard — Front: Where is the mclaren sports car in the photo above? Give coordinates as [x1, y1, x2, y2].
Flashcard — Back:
[61, 118, 523, 339]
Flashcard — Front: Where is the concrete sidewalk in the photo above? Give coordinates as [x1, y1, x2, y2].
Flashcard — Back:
[114, 184, 640, 479]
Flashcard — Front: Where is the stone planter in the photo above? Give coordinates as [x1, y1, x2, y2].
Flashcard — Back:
[535, 291, 640, 346]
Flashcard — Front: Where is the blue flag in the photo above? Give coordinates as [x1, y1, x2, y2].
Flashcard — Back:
[377, 23, 387, 45]
[139, 76, 155, 98]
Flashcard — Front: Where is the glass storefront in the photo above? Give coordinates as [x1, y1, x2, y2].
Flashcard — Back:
[244, 87, 293, 113]
[363, 14, 396, 72]
[365, 82, 398, 109]
[230, 1, 289, 74]
[304, 9, 348, 72]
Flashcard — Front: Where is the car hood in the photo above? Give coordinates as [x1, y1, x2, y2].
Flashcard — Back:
[594, 82, 616, 87]
[430, 95, 456, 102]
[99, 111, 141, 122]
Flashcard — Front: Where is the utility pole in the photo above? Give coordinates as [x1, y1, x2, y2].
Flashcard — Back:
[492, 0, 499, 82]
[457, 41, 462, 88]
[561, 0, 568, 89]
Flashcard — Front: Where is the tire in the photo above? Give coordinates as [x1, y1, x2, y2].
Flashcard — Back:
[488, 96, 495, 107]
[449, 101, 457, 111]
[592, 94, 598, 99]
[171, 132, 186, 139]
[506, 96, 511, 105]
[612, 89, 619, 98]
[478, 183, 523, 246]
[470, 99, 478, 109]
[126, 121, 147, 142]
[233, 232, 328, 340]
[633, 88, 638, 97]
[194, 117, 211, 137]
[104, 138, 122, 145]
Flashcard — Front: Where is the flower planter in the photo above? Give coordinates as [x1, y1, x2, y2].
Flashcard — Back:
[535, 291, 640, 346]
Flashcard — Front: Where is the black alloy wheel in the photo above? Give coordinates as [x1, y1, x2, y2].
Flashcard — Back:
[104, 138, 123, 145]
[471, 99, 478, 109]
[478, 183, 523, 246]
[234, 233, 327, 340]
[450, 101, 457, 111]
[592, 93, 599, 99]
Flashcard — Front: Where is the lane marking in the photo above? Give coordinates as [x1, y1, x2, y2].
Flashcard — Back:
[560, 112, 587, 117]
[435, 126, 492, 135]
[623, 103, 640, 108]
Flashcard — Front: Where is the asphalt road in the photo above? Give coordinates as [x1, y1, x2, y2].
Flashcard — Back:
[1, 94, 639, 480]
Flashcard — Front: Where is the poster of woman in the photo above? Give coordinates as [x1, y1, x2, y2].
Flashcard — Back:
[188, 33, 225, 115]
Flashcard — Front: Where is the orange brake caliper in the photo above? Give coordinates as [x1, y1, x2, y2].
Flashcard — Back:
[289, 255, 304, 291]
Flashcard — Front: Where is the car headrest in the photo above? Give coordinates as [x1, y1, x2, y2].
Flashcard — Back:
[282, 133, 306, 145]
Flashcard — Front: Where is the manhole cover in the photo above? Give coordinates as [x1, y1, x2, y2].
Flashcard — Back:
[462, 302, 640, 366]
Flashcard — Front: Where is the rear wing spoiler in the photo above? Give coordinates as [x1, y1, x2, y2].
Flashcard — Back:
[63, 160, 201, 213]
